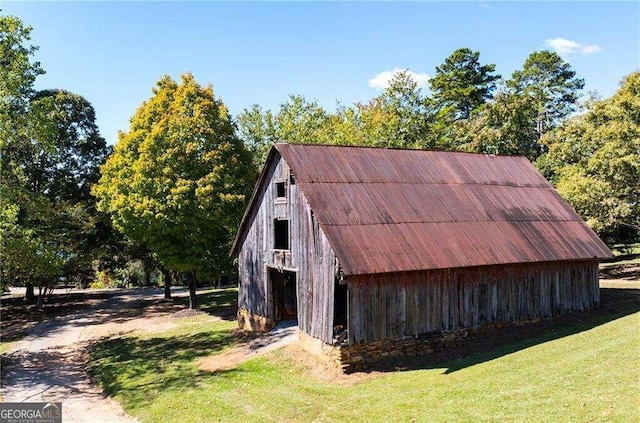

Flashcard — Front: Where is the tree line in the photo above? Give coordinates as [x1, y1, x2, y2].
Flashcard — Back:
[1, 14, 638, 308]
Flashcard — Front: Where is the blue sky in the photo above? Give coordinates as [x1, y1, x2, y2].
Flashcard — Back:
[3, 1, 639, 145]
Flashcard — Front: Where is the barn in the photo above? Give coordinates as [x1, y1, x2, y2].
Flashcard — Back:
[230, 143, 612, 369]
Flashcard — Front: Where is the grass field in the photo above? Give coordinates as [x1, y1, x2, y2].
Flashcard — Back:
[89, 288, 640, 422]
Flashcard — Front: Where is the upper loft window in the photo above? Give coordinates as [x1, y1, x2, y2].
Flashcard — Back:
[274, 219, 290, 250]
[275, 181, 286, 202]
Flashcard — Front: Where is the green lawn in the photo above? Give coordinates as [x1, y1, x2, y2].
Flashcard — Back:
[611, 243, 640, 257]
[90, 289, 640, 422]
[0, 338, 22, 355]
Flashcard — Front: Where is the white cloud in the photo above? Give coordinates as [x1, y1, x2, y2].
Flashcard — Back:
[545, 38, 603, 56]
[368, 68, 430, 90]
[581, 44, 603, 54]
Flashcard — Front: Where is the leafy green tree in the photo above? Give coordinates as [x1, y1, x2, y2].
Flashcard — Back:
[356, 71, 433, 149]
[453, 89, 540, 159]
[25, 89, 110, 202]
[5, 89, 111, 289]
[94, 74, 256, 308]
[237, 95, 333, 169]
[0, 14, 53, 299]
[430, 48, 500, 120]
[236, 104, 277, 169]
[508, 50, 584, 141]
[0, 185, 62, 297]
[274, 95, 332, 144]
[0, 13, 43, 127]
[537, 71, 640, 244]
[456, 51, 585, 161]
[236, 71, 433, 162]
[0, 13, 43, 200]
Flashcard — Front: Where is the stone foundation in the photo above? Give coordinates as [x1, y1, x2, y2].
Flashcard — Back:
[340, 329, 470, 371]
[298, 328, 470, 372]
[237, 309, 275, 332]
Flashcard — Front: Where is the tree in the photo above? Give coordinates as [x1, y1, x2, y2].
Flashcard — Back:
[0, 185, 62, 298]
[455, 50, 585, 161]
[3, 89, 112, 291]
[453, 89, 540, 160]
[21, 89, 112, 286]
[25, 89, 110, 203]
[274, 95, 332, 145]
[0, 14, 51, 299]
[94, 73, 256, 308]
[537, 71, 640, 245]
[508, 50, 584, 141]
[237, 95, 334, 169]
[356, 70, 433, 149]
[236, 104, 277, 169]
[0, 14, 43, 127]
[430, 48, 500, 120]
[237, 71, 434, 159]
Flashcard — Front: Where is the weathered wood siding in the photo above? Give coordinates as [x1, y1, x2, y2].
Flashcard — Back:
[237, 153, 337, 343]
[348, 260, 600, 344]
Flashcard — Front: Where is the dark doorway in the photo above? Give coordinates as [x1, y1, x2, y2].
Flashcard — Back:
[269, 268, 297, 322]
[334, 280, 348, 329]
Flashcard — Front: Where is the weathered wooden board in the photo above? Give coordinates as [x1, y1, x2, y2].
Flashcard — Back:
[347, 261, 599, 344]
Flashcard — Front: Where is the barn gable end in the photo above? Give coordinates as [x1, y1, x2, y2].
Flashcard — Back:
[236, 150, 337, 343]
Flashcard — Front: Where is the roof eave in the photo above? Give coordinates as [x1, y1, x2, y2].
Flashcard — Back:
[342, 255, 611, 277]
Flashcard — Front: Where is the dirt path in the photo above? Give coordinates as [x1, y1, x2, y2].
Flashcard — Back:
[0, 288, 185, 423]
[599, 262, 640, 289]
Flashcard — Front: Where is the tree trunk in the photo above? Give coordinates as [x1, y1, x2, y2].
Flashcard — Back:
[36, 286, 44, 311]
[25, 283, 35, 303]
[162, 268, 172, 299]
[187, 272, 197, 310]
[144, 260, 152, 287]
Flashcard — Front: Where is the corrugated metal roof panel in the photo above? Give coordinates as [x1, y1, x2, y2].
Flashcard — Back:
[296, 182, 580, 226]
[277, 143, 552, 186]
[269, 143, 613, 275]
[322, 221, 611, 275]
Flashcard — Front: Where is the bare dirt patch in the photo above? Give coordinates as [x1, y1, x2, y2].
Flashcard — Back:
[268, 343, 376, 385]
[171, 309, 209, 319]
[198, 321, 298, 373]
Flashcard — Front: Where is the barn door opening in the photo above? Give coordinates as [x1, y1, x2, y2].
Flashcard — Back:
[269, 268, 297, 322]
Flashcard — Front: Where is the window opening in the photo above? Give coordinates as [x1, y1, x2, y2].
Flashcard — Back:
[275, 181, 286, 200]
[274, 219, 289, 250]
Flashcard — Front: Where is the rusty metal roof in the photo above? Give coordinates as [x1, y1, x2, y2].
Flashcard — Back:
[232, 143, 612, 275]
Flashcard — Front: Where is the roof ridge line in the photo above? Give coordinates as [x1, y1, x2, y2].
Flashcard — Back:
[275, 142, 527, 158]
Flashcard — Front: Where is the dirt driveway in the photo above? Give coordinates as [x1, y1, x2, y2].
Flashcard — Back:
[0, 288, 190, 423]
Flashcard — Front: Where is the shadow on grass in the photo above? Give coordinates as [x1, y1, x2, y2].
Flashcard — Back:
[89, 328, 241, 409]
[174, 288, 238, 320]
[365, 288, 640, 375]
